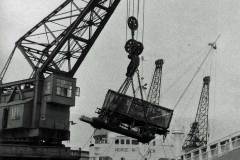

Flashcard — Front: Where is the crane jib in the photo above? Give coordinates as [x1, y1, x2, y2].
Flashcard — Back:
[12, 0, 121, 78]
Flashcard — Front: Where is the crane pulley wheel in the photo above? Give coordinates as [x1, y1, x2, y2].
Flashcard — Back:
[125, 39, 144, 56]
[125, 39, 137, 55]
[135, 41, 144, 55]
[128, 16, 139, 31]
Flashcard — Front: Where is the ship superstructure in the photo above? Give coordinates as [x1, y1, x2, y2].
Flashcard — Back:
[89, 129, 184, 160]
[179, 131, 240, 160]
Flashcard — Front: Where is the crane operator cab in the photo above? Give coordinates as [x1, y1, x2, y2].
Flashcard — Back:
[0, 74, 79, 144]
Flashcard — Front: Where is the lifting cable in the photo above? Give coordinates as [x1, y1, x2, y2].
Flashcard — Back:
[126, 0, 129, 41]
[123, 0, 145, 97]
[126, 0, 145, 42]
[162, 50, 206, 96]
[141, 0, 145, 43]
[0, 45, 17, 82]
[173, 35, 221, 110]
[165, 47, 207, 74]
[173, 47, 213, 110]
[209, 48, 217, 138]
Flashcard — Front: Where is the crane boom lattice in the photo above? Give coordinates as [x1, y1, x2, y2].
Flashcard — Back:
[182, 76, 210, 152]
[147, 59, 164, 105]
[15, 0, 121, 78]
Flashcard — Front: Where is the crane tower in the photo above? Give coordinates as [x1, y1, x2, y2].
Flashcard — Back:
[147, 59, 164, 105]
[182, 76, 210, 152]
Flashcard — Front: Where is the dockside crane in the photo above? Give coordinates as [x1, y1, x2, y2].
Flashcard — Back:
[180, 38, 219, 153]
[182, 76, 211, 152]
[0, 0, 122, 159]
[147, 59, 164, 105]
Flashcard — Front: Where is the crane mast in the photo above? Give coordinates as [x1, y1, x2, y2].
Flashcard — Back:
[182, 76, 210, 152]
[147, 59, 164, 105]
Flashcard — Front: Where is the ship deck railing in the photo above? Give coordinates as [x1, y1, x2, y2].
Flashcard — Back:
[177, 130, 240, 160]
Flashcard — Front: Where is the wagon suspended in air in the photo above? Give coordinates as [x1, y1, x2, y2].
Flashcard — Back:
[81, 90, 173, 143]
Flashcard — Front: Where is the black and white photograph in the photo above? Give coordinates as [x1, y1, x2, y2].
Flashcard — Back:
[0, 0, 240, 159]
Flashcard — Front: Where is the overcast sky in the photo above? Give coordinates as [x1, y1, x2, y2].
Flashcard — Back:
[1, 0, 240, 149]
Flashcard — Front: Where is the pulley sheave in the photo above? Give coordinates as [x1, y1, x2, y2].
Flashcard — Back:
[125, 39, 144, 56]
[128, 16, 139, 31]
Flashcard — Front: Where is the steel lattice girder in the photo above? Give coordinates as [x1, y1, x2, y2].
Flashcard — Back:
[182, 76, 210, 151]
[147, 59, 164, 105]
[16, 0, 121, 77]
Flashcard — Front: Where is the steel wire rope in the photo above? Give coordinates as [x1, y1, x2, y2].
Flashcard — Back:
[173, 35, 220, 110]
[164, 48, 207, 74]
[126, 0, 129, 41]
[0, 45, 17, 81]
[161, 65, 197, 99]
[136, 0, 140, 40]
[161, 51, 206, 97]
[141, 0, 145, 43]
[188, 47, 215, 142]
[201, 50, 213, 78]
[133, 0, 135, 16]
[128, 0, 132, 17]
[206, 52, 214, 140]
[137, 0, 140, 20]
[173, 47, 214, 110]
[210, 49, 217, 140]
[173, 75, 203, 130]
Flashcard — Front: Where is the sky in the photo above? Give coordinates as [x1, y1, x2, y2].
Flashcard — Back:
[1, 0, 240, 149]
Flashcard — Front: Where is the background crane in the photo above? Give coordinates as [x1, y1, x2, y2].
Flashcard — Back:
[147, 59, 164, 105]
[182, 76, 210, 152]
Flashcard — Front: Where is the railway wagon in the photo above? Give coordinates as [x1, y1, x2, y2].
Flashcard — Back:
[101, 90, 173, 130]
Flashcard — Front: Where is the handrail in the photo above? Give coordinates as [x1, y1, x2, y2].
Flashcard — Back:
[177, 130, 240, 160]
